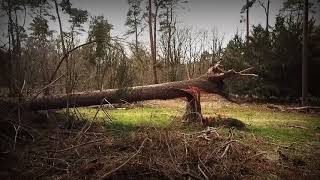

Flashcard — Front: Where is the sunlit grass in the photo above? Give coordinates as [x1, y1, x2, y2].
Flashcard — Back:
[75, 107, 181, 130]
[73, 103, 320, 144]
[202, 105, 320, 143]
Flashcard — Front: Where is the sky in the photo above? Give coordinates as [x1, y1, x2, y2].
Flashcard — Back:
[69, 0, 286, 46]
[1, 0, 319, 48]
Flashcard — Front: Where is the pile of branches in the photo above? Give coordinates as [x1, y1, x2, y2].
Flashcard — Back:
[15, 119, 276, 180]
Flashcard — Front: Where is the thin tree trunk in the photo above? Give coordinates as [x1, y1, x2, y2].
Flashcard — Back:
[54, 0, 71, 119]
[54, 0, 66, 55]
[7, 0, 18, 96]
[153, 0, 158, 69]
[54, 0, 68, 94]
[266, 0, 270, 32]
[185, 63, 191, 80]
[135, 17, 139, 60]
[148, 0, 158, 84]
[302, 0, 308, 105]
[246, 0, 249, 46]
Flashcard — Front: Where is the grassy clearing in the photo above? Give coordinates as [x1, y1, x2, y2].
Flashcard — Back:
[74, 103, 320, 144]
[202, 105, 320, 143]
[75, 107, 182, 131]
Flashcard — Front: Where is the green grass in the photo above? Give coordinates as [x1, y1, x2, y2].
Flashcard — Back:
[75, 107, 181, 131]
[73, 104, 320, 144]
[202, 105, 320, 143]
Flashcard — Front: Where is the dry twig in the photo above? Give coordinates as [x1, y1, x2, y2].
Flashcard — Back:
[98, 138, 150, 179]
[242, 152, 267, 164]
[53, 138, 106, 153]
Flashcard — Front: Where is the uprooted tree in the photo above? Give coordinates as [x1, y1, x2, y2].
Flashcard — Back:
[1, 64, 257, 122]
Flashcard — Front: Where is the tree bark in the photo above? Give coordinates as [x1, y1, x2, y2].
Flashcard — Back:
[246, 0, 249, 46]
[153, 0, 159, 83]
[1, 66, 256, 122]
[148, 0, 158, 84]
[302, 0, 308, 105]
[266, 0, 269, 32]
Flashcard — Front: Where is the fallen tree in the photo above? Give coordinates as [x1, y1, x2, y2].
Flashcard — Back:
[1, 65, 257, 122]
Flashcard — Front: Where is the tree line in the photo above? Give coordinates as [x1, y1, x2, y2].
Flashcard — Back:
[0, 0, 319, 103]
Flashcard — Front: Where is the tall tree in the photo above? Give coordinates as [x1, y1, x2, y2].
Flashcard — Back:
[158, 0, 187, 81]
[147, 0, 159, 84]
[59, 0, 88, 48]
[53, 0, 66, 55]
[52, 0, 87, 123]
[1, 0, 29, 95]
[61, 1, 88, 94]
[302, 0, 308, 105]
[87, 16, 114, 90]
[125, 0, 144, 61]
[259, 0, 270, 32]
[159, 0, 175, 80]
[28, 15, 54, 94]
[241, 0, 257, 46]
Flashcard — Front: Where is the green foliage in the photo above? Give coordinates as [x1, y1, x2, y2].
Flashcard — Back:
[125, 0, 144, 36]
[115, 60, 134, 88]
[88, 16, 113, 61]
[281, 0, 304, 13]
[29, 16, 53, 40]
[68, 8, 88, 28]
[240, 0, 257, 13]
[222, 3, 320, 99]
[222, 33, 248, 71]
[86, 16, 135, 90]
[59, 0, 88, 45]
[59, 0, 72, 12]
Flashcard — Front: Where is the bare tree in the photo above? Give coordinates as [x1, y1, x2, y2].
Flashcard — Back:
[1, 0, 26, 95]
[259, 0, 270, 32]
[210, 29, 224, 65]
[52, 0, 74, 122]
[147, 0, 159, 84]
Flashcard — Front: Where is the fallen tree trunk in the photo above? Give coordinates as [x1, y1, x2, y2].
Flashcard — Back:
[1, 66, 256, 121]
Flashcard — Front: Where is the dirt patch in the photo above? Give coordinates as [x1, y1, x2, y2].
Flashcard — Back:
[204, 116, 246, 129]
[143, 98, 186, 109]
[142, 94, 233, 110]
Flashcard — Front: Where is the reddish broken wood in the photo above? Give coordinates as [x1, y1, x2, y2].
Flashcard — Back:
[1, 66, 257, 117]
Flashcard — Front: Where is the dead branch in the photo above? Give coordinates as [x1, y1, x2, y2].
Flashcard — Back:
[48, 41, 96, 84]
[98, 138, 150, 179]
[220, 144, 230, 158]
[53, 138, 106, 153]
[242, 152, 267, 164]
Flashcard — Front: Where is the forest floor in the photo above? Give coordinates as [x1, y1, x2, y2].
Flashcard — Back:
[1, 94, 320, 179]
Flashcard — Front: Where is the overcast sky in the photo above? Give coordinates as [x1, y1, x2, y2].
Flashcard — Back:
[69, 0, 286, 45]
